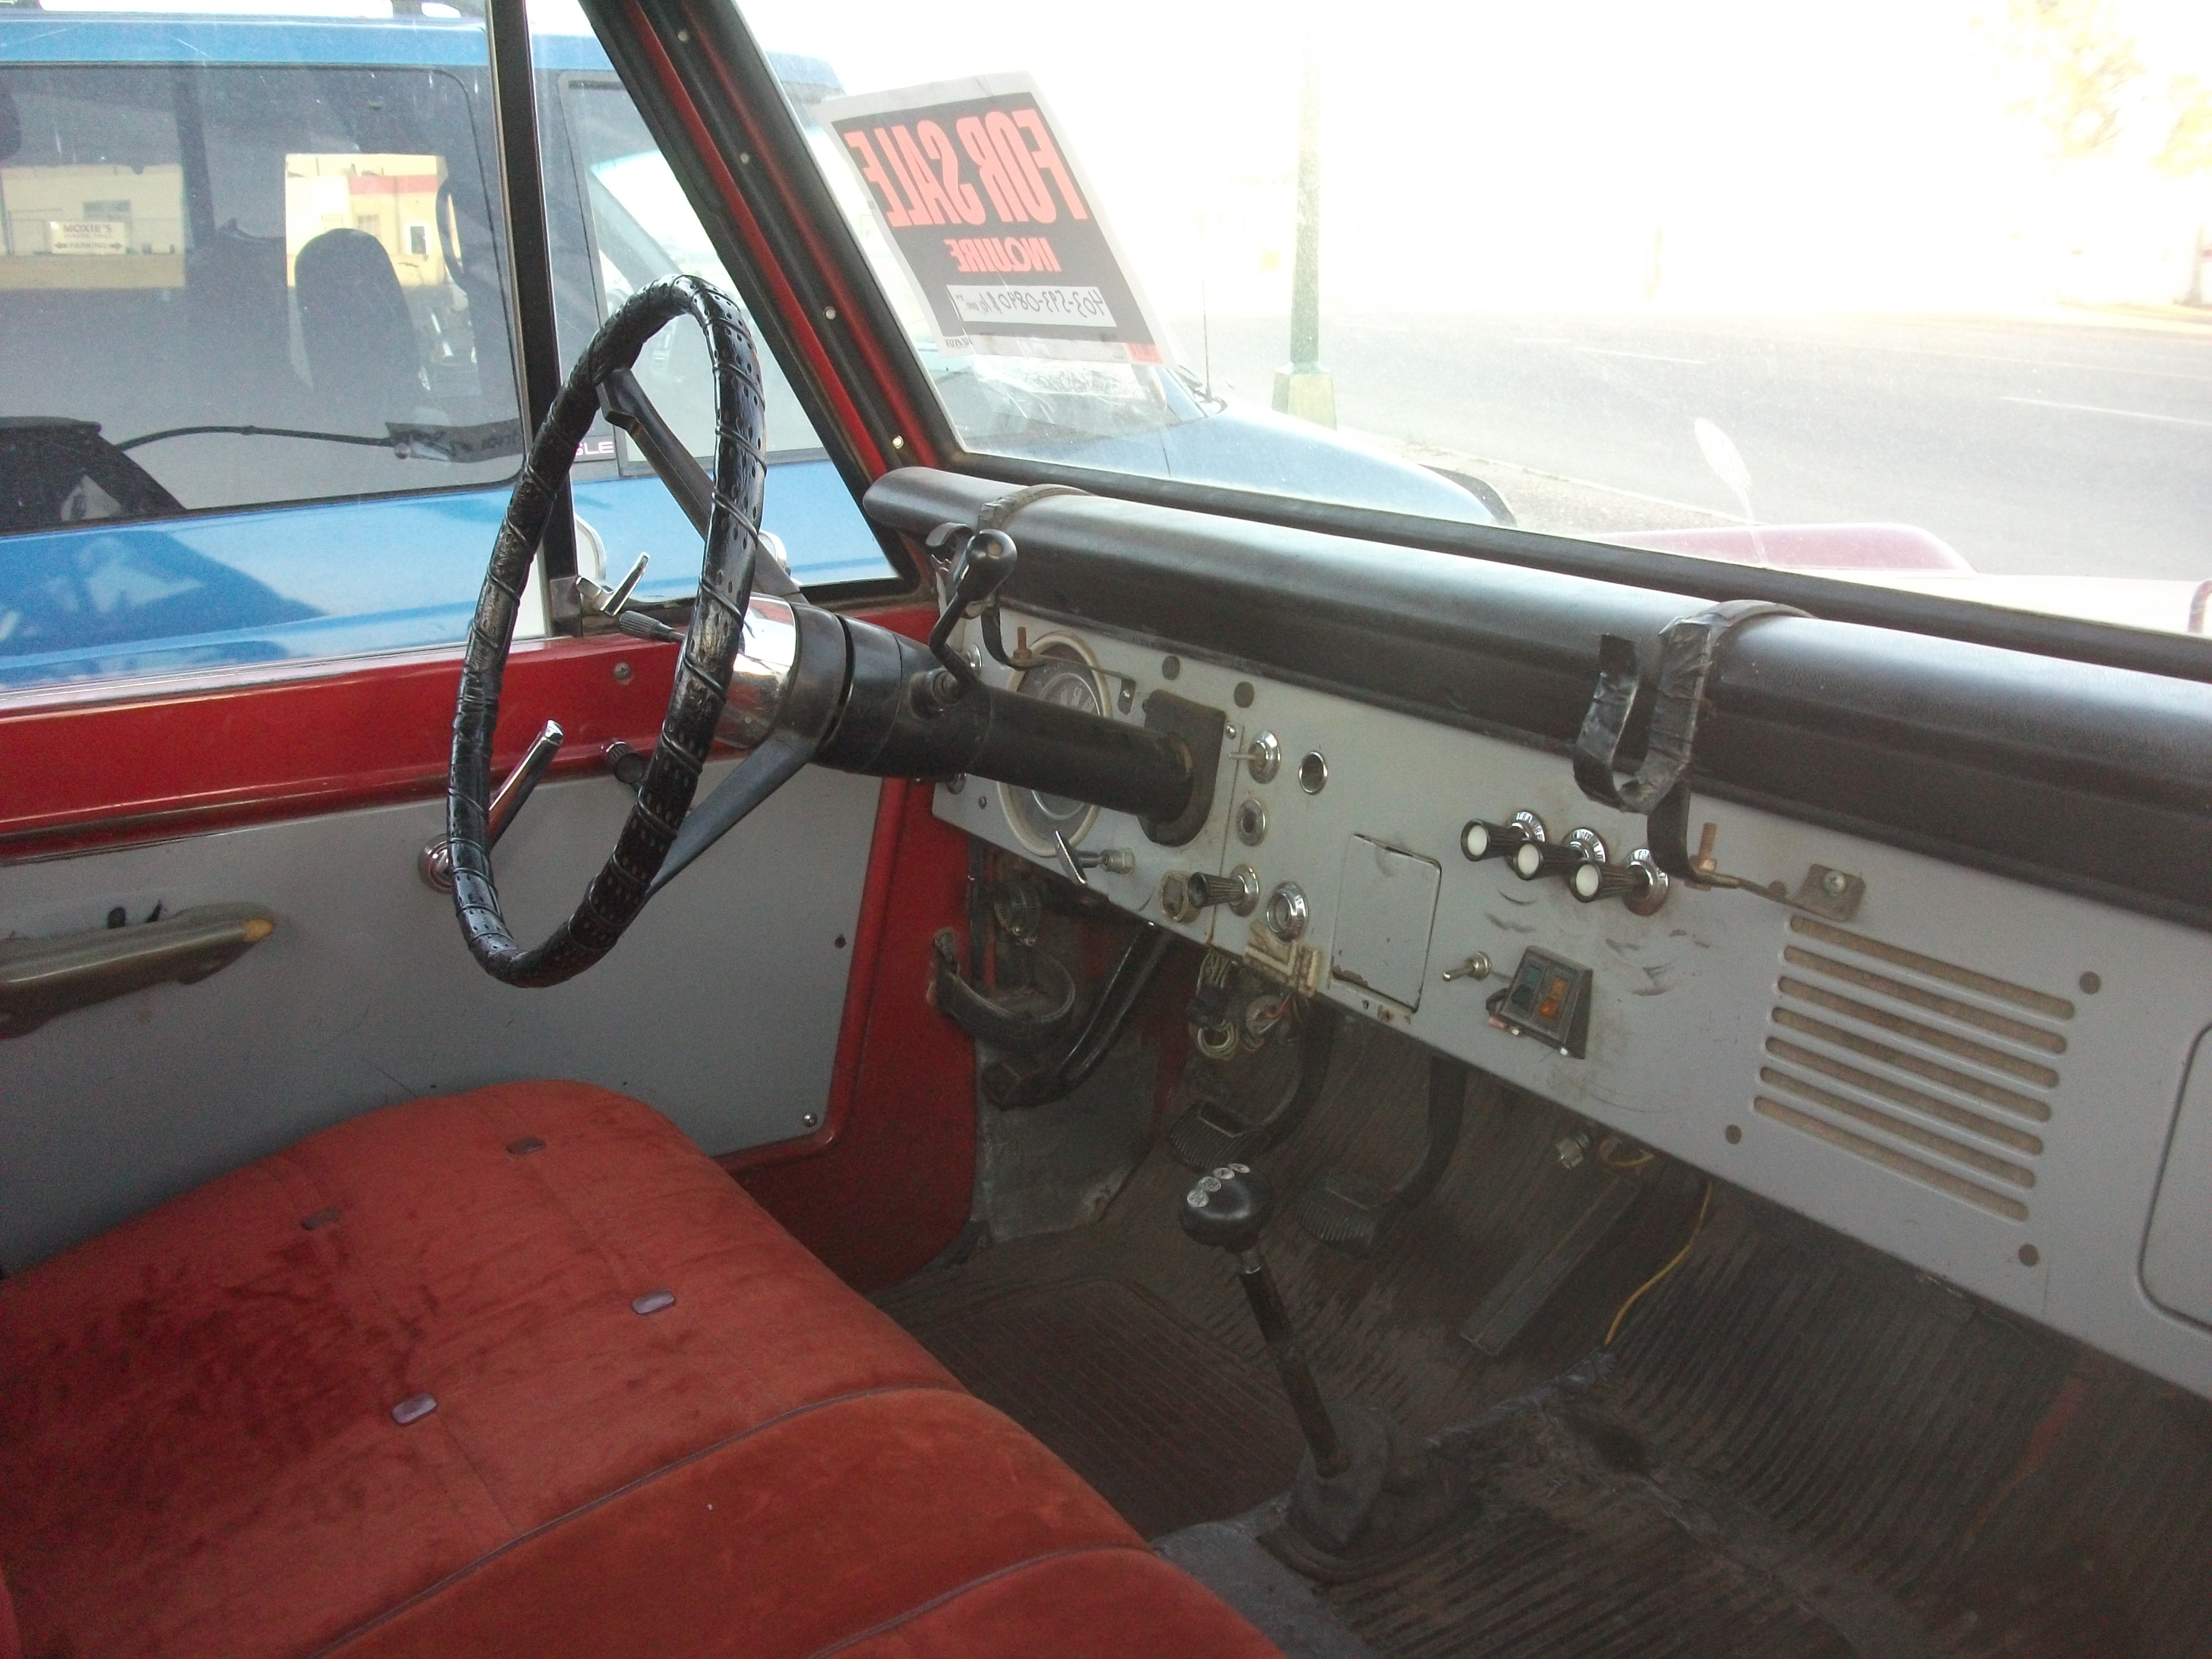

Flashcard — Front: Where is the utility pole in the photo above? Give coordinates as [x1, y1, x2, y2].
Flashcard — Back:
[1273, 35, 1334, 427]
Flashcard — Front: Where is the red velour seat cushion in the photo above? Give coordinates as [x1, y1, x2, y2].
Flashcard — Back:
[0, 1082, 1277, 1659]
[323, 1388, 1279, 1659]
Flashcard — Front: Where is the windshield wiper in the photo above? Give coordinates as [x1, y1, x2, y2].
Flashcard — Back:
[115, 418, 524, 464]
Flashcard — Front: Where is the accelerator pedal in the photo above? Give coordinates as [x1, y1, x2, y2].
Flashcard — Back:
[1294, 1054, 1467, 1257]
[1457, 1168, 1640, 1356]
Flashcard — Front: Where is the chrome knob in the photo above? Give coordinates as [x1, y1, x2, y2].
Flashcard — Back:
[1570, 847, 1670, 912]
[1512, 840, 1585, 881]
[1184, 865, 1261, 916]
[1462, 810, 1546, 863]
[1516, 826, 1606, 884]
[1264, 882, 1309, 941]
[1571, 861, 1638, 903]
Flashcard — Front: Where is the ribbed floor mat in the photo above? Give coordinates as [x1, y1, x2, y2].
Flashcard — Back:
[880, 1017, 2212, 1659]
[904, 1276, 1306, 1539]
[1337, 1415, 1857, 1659]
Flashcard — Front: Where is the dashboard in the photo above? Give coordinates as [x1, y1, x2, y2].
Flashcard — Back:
[918, 574, 2212, 1404]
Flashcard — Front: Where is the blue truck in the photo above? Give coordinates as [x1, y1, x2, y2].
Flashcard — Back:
[0, 7, 1492, 690]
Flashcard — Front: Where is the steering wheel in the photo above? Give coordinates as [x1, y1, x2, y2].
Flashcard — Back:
[447, 275, 822, 989]
[449, 276, 1204, 991]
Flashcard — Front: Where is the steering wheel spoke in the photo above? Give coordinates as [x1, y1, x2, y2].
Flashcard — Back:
[598, 364, 799, 600]
[650, 601, 848, 896]
[447, 275, 781, 988]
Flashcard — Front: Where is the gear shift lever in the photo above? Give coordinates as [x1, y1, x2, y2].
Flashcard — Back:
[1182, 1165, 1347, 1475]
[1183, 1163, 1472, 1579]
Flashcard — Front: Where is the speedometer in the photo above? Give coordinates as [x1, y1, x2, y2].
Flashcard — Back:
[1001, 638, 1108, 857]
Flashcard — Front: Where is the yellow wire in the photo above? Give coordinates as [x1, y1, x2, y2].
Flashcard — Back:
[1605, 1181, 1714, 1346]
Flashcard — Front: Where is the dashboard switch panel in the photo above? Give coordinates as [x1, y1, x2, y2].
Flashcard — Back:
[1486, 948, 1595, 1058]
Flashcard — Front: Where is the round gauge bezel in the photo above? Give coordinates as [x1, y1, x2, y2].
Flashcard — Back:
[1001, 636, 1108, 858]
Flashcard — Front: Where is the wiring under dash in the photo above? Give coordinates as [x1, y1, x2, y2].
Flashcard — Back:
[1606, 1181, 1715, 1346]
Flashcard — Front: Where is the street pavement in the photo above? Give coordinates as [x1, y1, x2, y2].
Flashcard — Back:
[1176, 311, 2212, 581]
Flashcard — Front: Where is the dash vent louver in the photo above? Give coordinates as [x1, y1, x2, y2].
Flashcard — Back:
[1756, 916, 2073, 1222]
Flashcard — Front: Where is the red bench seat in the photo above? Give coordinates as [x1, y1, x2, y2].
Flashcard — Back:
[0, 1082, 1277, 1659]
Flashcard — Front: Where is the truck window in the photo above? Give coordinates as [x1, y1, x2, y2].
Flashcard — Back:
[0, 21, 532, 691]
[560, 74, 822, 464]
[0, 59, 519, 529]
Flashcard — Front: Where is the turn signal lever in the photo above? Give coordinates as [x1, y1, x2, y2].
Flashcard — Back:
[919, 525, 1018, 707]
[420, 720, 563, 892]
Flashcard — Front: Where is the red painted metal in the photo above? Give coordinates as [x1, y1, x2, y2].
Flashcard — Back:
[0, 634, 683, 858]
[724, 603, 974, 1290]
[729, 772, 976, 1292]
[626, 0, 941, 470]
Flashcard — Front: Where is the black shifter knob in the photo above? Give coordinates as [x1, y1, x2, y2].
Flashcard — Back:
[1181, 1163, 1272, 1253]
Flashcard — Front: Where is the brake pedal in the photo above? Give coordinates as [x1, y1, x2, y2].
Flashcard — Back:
[1294, 1054, 1467, 1256]
[1292, 1169, 1396, 1255]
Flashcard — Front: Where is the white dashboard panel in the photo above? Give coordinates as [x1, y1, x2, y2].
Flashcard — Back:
[939, 609, 2212, 1398]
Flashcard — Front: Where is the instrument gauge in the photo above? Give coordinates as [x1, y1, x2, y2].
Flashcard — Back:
[1002, 638, 1108, 858]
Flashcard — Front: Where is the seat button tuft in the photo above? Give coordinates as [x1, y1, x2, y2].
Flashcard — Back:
[507, 1136, 547, 1156]
[391, 1393, 438, 1425]
[300, 1207, 342, 1231]
[632, 1290, 676, 1315]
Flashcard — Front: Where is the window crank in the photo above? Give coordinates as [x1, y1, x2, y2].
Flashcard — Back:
[418, 719, 564, 892]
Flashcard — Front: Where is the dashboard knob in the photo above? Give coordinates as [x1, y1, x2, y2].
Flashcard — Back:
[1570, 849, 1671, 912]
[1511, 840, 1587, 881]
[1264, 882, 1309, 941]
[1462, 810, 1546, 863]
[1181, 866, 1261, 916]
[1570, 860, 1638, 903]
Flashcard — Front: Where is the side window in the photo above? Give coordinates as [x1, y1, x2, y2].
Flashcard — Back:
[561, 74, 821, 464]
[534, 42, 894, 596]
[0, 34, 525, 689]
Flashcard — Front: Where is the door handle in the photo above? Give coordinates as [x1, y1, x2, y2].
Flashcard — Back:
[0, 903, 275, 1039]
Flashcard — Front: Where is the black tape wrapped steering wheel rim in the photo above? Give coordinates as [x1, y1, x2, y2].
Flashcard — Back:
[448, 275, 766, 988]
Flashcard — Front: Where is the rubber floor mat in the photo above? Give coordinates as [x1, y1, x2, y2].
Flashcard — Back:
[1334, 1448, 1854, 1659]
[881, 1017, 2212, 1658]
[911, 1276, 1308, 1539]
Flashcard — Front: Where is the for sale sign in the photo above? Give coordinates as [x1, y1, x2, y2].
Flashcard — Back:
[818, 75, 1166, 365]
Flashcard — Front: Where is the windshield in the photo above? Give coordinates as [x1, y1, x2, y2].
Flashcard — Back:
[737, 0, 2212, 642]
